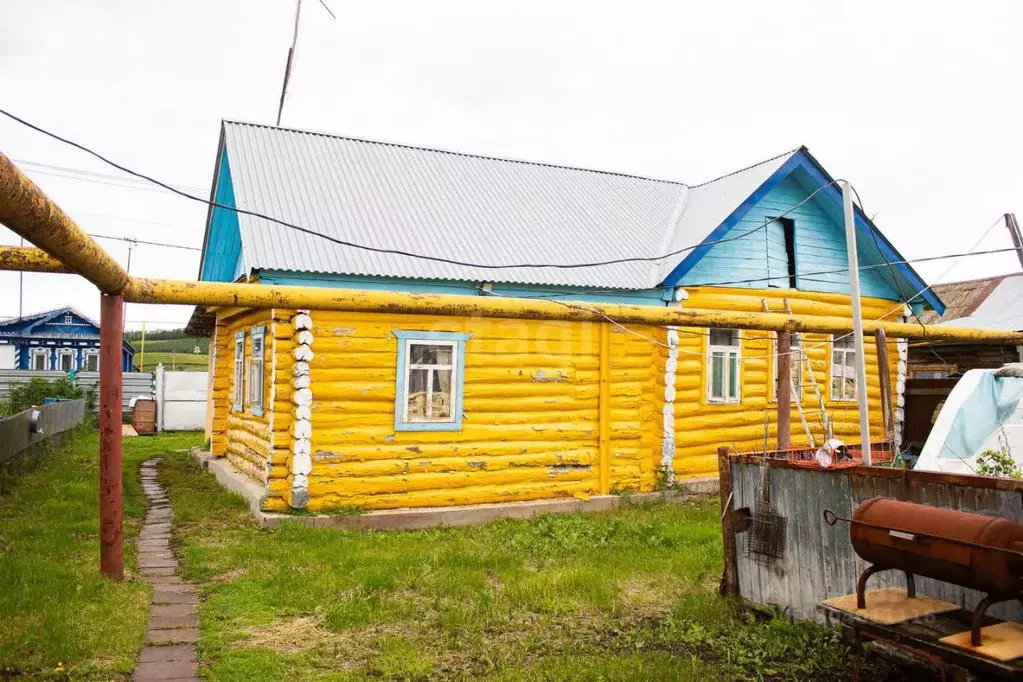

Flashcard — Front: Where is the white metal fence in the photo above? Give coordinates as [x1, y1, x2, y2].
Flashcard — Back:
[0, 369, 154, 413]
[0, 367, 208, 431]
[154, 366, 208, 431]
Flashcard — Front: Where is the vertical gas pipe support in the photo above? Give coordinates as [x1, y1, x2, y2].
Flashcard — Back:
[776, 331, 792, 451]
[841, 181, 872, 465]
[99, 293, 124, 580]
[597, 322, 611, 494]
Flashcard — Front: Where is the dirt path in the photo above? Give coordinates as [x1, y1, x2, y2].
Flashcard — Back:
[133, 458, 200, 682]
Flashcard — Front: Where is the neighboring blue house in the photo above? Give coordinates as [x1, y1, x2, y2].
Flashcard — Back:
[0, 307, 135, 372]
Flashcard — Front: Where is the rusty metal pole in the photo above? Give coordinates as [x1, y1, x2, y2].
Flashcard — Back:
[776, 332, 792, 451]
[99, 293, 124, 580]
[718, 445, 739, 598]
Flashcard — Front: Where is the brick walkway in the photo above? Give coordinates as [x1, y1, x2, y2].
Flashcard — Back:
[134, 459, 200, 682]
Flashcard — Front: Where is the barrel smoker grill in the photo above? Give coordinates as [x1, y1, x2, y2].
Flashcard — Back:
[825, 498, 1023, 647]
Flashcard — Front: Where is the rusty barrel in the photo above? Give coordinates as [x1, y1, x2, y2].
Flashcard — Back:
[851, 498, 1023, 597]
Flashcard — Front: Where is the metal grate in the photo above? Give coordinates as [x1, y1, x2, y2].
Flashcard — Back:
[747, 462, 787, 565]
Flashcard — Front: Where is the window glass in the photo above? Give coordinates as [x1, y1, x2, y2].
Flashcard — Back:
[709, 329, 739, 347]
[773, 333, 803, 402]
[707, 329, 741, 403]
[405, 341, 455, 422]
[831, 335, 857, 401]
[84, 353, 99, 372]
[32, 351, 47, 371]
[59, 352, 73, 371]
[233, 332, 245, 411]
[248, 328, 265, 412]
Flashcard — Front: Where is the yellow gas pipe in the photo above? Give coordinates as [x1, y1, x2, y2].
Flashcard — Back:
[2, 150, 1023, 345]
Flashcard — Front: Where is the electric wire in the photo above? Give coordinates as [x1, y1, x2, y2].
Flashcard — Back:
[0, 106, 842, 272]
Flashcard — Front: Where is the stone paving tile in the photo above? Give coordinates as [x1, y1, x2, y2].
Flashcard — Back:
[132, 658, 198, 681]
[141, 566, 177, 577]
[146, 628, 199, 645]
[148, 611, 199, 630]
[133, 458, 202, 681]
[138, 644, 196, 664]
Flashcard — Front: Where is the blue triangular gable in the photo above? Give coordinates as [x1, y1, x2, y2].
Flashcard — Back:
[199, 139, 244, 283]
[662, 149, 945, 316]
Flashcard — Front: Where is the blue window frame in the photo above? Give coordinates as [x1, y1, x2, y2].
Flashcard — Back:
[249, 326, 265, 416]
[232, 330, 245, 412]
[393, 331, 471, 432]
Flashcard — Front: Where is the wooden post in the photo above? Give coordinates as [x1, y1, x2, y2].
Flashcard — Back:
[874, 328, 893, 444]
[718, 445, 739, 598]
[598, 323, 611, 494]
[776, 331, 792, 451]
[99, 293, 124, 580]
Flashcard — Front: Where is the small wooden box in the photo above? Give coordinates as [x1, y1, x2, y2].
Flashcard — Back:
[132, 398, 157, 435]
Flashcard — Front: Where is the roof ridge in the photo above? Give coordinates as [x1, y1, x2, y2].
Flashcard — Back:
[222, 120, 690, 187]
[688, 146, 804, 189]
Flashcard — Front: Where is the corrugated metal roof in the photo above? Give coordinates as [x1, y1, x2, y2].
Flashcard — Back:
[654, 151, 796, 283]
[917, 277, 1004, 324]
[935, 273, 1023, 331]
[222, 121, 796, 290]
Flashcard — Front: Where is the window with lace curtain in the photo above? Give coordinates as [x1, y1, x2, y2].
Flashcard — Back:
[393, 331, 471, 431]
[831, 334, 858, 401]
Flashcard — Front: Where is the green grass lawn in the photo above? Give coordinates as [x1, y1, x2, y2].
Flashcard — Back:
[158, 455, 893, 681]
[0, 429, 202, 680]
[1, 433, 897, 681]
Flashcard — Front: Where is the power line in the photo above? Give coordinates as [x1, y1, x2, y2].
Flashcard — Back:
[13, 158, 207, 194]
[88, 232, 201, 251]
[688, 246, 1020, 289]
[0, 106, 842, 271]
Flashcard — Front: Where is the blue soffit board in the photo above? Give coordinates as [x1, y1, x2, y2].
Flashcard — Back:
[199, 142, 243, 283]
[661, 148, 945, 316]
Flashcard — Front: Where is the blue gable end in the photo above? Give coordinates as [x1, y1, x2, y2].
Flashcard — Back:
[663, 150, 945, 315]
[200, 147, 244, 283]
[677, 171, 899, 299]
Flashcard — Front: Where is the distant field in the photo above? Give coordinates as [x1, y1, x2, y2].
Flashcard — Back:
[136, 351, 208, 371]
[135, 338, 209, 354]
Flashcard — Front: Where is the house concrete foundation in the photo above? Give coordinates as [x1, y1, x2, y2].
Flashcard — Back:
[191, 448, 717, 531]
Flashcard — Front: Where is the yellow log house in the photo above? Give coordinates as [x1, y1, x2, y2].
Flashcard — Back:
[188, 122, 944, 511]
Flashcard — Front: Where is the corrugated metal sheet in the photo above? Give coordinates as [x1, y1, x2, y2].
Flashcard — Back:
[654, 151, 796, 283]
[938, 274, 1023, 331]
[0, 370, 153, 413]
[918, 276, 1006, 325]
[222, 121, 795, 289]
[730, 459, 1023, 623]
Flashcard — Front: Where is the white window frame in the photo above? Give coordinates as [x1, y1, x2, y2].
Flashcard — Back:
[57, 348, 76, 372]
[31, 348, 48, 371]
[248, 326, 265, 415]
[232, 331, 245, 412]
[63, 314, 73, 324]
[830, 334, 858, 402]
[82, 350, 99, 372]
[771, 332, 803, 403]
[402, 340, 456, 423]
[706, 329, 742, 404]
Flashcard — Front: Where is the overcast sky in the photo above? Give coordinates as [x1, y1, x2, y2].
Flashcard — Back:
[1, 0, 1020, 330]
